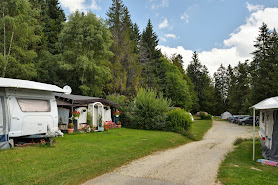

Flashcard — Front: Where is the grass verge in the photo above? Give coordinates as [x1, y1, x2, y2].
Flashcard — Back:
[0, 128, 190, 185]
[218, 140, 278, 185]
[191, 119, 213, 140]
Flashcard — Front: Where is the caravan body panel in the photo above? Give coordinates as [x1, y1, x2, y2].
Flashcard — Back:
[6, 88, 58, 138]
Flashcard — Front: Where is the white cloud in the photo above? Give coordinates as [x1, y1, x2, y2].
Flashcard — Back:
[158, 5, 278, 75]
[161, 37, 167, 42]
[159, 18, 169, 29]
[165, 34, 178, 39]
[151, 0, 169, 9]
[59, 0, 87, 12]
[224, 6, 278, 58]
[90, 0, 101, 10]
[59, 0, 101, 13]
[246, 2, 264, 12]
[180, 13, 189, 23]
[158, 45, 248, 75]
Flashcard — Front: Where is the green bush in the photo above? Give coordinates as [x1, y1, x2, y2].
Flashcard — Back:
[130, 87, 171, 130]
[200, 111, 212, 120]
[166, 108, 193, 131]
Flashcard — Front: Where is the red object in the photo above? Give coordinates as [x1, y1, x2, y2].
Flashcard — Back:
[262, 137, 266, 141]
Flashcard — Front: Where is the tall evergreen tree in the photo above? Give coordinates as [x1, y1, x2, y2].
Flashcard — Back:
[187, 51, 215, 113]
[106, 0, 140, 96]
[139, 19, 161, 89]
[227, 61, 251, 114]
[250, 23, 272, 103]
[213, 64, 229, 114]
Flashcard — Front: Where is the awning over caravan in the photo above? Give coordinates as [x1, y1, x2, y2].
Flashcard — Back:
[0, 77, 67, 93]
[251, 96, 278, 110]
[54, 93, 120, 107]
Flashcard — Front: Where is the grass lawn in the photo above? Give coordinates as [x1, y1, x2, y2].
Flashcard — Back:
[218, 140, 278, 185]
[191, 119, 213, 140]
[0, 128, 190, 185]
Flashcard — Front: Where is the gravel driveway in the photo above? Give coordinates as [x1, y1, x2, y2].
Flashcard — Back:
[84, 120, 254, 185]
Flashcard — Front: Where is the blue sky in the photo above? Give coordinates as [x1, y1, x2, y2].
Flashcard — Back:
[59, 0, 278, 74]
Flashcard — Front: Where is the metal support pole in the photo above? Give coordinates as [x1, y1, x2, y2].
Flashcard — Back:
[253, 108, 255, 161]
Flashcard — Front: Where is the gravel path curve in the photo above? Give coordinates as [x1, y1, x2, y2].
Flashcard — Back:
[84, 121, 254, 185]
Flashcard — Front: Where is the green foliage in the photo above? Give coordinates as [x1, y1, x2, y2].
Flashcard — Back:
[57, 11, 113, 96]
[187, 51, 216, 113]
[227, 62, 252, 115]
[158, 57, 192, 110]
[106, 0, 140, 96]
[165, 108, 192, 131]
[200, 112, 212, 120]
[0, 0, 41, 79]
[129, 87, 171, 130]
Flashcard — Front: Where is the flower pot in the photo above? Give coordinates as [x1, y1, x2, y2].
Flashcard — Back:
[68, 128, 74, 134]
[117, 125, 121, 128]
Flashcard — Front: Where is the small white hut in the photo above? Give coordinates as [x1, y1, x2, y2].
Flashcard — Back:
[220, 111, 232, 119]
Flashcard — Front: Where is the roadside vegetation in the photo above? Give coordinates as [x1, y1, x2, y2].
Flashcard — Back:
[0, 119, 212, 185]
[218, 139, 278, 185]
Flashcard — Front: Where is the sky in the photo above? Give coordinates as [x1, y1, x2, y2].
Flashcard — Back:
[59, 0, 278, 75]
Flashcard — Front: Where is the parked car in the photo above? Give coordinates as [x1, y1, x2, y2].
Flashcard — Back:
[233, 117, 240, 123]
[227, 117, 235, 122]
[238, 116, 259, 126]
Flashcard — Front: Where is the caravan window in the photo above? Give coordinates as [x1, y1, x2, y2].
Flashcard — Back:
[17, 99, 51, 112]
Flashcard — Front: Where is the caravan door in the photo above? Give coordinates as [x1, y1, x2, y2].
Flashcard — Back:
[0, 88, 9, 149]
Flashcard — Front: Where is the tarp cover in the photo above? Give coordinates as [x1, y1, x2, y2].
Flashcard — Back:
[220, 111, 232, 119]
[0, 94, 9, 149]
[261, 110, 278, 161]
[252, 96, 278, 110]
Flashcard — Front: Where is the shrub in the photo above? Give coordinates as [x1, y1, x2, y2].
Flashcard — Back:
[130, 87, 171, 130]
[165, 108, 193, 131]
[104, 121, 117, 130]
[200, 112, 212, 120]
[106, 93, 130, 127]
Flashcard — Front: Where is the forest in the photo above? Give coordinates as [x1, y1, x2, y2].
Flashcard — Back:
[1, 0, 278, 116]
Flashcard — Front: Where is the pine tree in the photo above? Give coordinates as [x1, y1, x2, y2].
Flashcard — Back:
[213, 64, 229, 114]
[251, 23, 272, 103]
[139, 19, 161, 89]
[106, 0, 140, 96]
[187, 51, 215, 113]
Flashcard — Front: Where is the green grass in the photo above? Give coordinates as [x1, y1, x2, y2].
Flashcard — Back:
[191, 119, 213, 140]
[0, 128, 190, 185]
[218, 140, 278, 185]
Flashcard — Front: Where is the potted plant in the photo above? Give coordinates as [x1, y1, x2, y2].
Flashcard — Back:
[117, 121, 121, 128]
[68, 122, 74, 134]
[113, 110, 121, 117]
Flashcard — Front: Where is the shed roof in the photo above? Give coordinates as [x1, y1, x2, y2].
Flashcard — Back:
[54, 93, 120, 107]
[251, 96, 278, 110]
[0, 77, 66, 93]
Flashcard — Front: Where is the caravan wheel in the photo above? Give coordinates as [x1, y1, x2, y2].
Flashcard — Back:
[242, 122, 246, 126]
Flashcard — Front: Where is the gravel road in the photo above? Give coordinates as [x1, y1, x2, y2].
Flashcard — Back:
[84, 120, 254, 185]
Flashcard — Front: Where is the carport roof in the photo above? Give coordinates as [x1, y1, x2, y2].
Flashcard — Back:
[54, 93, 120, 107]
[251, 96, 278, 110]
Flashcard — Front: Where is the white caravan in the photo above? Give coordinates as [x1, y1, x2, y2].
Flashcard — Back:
[0, 78, 71, 149]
